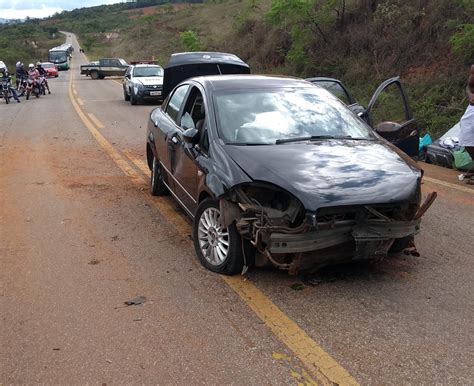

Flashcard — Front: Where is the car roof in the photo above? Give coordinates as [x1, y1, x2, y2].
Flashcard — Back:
[190, 75, 314, 91]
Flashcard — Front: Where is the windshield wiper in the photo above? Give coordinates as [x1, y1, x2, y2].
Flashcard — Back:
[275, 135, 356, 144]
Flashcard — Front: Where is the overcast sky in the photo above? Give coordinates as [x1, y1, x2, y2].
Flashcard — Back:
[0, 0, 123, 19]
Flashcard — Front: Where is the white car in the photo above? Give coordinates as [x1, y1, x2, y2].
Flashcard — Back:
[123, 63, 164, 105]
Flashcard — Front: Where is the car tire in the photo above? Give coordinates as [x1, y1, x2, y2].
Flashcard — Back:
[90, 71, 99, 80]
[150, 155, 168, 196]
[389, 235, 414, 254]
[98, 75, 105, 80]
[193, 199, 254, 275]
[123, 87, 130, 101]
[130, 91, 138, 105]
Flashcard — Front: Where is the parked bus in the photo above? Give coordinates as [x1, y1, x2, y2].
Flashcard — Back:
[48, 44, 73, 70]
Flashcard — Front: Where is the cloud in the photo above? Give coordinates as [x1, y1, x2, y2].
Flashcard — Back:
[0, 1, 124, 19]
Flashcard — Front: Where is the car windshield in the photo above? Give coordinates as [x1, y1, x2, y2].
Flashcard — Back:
[49, 51, 67, 62]
[133, 67, 163, 77]
[213, 87, 374, 145]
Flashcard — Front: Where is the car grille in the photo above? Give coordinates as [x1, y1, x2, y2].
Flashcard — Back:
[144, 85, 162, 90]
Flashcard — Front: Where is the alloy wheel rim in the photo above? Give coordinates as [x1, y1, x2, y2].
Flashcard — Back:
[198, 207, 229, 266]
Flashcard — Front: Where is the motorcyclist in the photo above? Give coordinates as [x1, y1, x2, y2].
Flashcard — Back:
[36, 61, 51, 94]
[0, 62, 21, 103]
[15, 61, 27, 89]
[28, 63, 39, 80]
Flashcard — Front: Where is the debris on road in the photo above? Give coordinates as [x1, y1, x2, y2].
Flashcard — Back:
[290, 283, 305, 291]
[124, 296, 147, 306]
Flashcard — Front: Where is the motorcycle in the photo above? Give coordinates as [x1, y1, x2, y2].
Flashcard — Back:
[17, 76, 28, 97]
[26, 78, 40, 100]
[38, 75, 46, 95]
[1, 77, 11, 104]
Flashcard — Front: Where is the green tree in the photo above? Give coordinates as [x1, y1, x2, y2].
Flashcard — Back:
[180, 30, 202, 51]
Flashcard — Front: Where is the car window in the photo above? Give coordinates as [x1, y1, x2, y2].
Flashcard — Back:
[133, 66, 163, 77]
[370, 83, 407, 126]
[213, 87, 374, 145]
[166, 85, 190, 124]
[101, 59, 111, 67]
[181, 87, 206, 131]
[311, 80, 351, 105]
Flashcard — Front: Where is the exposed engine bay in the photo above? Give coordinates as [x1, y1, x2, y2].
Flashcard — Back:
[220, 183, 437, 274]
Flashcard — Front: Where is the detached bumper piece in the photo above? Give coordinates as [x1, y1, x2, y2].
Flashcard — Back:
[268, 219, 421, 256]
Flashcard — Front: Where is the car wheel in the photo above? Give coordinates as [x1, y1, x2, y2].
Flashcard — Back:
[150, 155, 167, 196]
[193, 199, 254, 275]
[98, 75, 105, 79]
[123, 87, 130, 101]
[130, 91, 138, 105]
[389, 235, 414, 254]
[90, 71, 99, 80]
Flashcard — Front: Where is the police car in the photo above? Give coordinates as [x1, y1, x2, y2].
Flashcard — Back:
[123, 61, 164, 105]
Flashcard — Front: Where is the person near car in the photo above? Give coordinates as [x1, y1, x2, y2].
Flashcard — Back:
[0, 63, 21, 103]
[15, 61, 27, 89]
[458, 64, 474, 184]
[36, 62, 51, 94]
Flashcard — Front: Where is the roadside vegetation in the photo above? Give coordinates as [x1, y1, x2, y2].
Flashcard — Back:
[1, 0, 472, 138]
[0, 21, 62, 71]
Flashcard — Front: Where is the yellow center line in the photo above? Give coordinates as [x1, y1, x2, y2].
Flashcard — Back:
[88, 113, 105, 129]
[423, 176, 474, 195]
[68, 61, 358, 386]
[76, 97, 84, 106]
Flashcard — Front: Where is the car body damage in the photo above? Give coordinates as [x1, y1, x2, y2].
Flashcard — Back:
[219, 183, 436, 273]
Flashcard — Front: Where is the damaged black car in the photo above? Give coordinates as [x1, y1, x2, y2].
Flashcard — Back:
[146, 74, 435, 275]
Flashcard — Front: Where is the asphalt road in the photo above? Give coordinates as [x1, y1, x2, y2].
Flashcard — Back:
[1, 34, 473, 384]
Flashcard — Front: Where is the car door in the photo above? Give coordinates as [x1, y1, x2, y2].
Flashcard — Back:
[169, 85, 205, 214]
[364, 77, 419, 158]
[152, 84, 190, 196]
[306, 77, 365, 116]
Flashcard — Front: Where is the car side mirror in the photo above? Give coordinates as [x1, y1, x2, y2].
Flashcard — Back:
[183, 128, 200, 146]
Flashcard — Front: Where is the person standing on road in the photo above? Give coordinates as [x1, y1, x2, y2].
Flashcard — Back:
[459, 65, 474, 184]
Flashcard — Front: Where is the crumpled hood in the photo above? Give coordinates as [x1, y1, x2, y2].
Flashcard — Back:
[135, 76, 163, 86]
[224, 140, 421, 211]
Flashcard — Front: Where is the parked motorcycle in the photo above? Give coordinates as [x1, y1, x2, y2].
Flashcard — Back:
[26, 78, 40, 100]
[38, 75, 46, 96]
[1, 76, 11, 104]
[17, 76, 28, 97]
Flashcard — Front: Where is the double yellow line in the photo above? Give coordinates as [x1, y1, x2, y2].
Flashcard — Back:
[68, 67, 358, 385]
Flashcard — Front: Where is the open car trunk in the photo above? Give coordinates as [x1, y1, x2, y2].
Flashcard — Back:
[162, 52, 250, 99]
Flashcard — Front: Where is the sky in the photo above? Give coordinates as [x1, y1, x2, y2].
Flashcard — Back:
[0, 0, 123, 19]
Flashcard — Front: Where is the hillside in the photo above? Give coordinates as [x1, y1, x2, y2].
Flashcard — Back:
[1, 0, 472, 138]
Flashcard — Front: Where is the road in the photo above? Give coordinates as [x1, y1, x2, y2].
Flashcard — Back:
[1, 34, 473, 384]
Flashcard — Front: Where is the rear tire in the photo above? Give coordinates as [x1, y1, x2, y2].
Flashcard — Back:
[150, 155, 168, 196]
[90, 71, 99, 80]
[193, 199, 254, 275]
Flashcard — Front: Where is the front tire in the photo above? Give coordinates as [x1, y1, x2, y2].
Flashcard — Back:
[193, 200, 254, 275]
[90, 71, 99, 80]
[130, 91, 138, 105]
[123, 87, 130, 101]
[150, 155, 167, 196]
